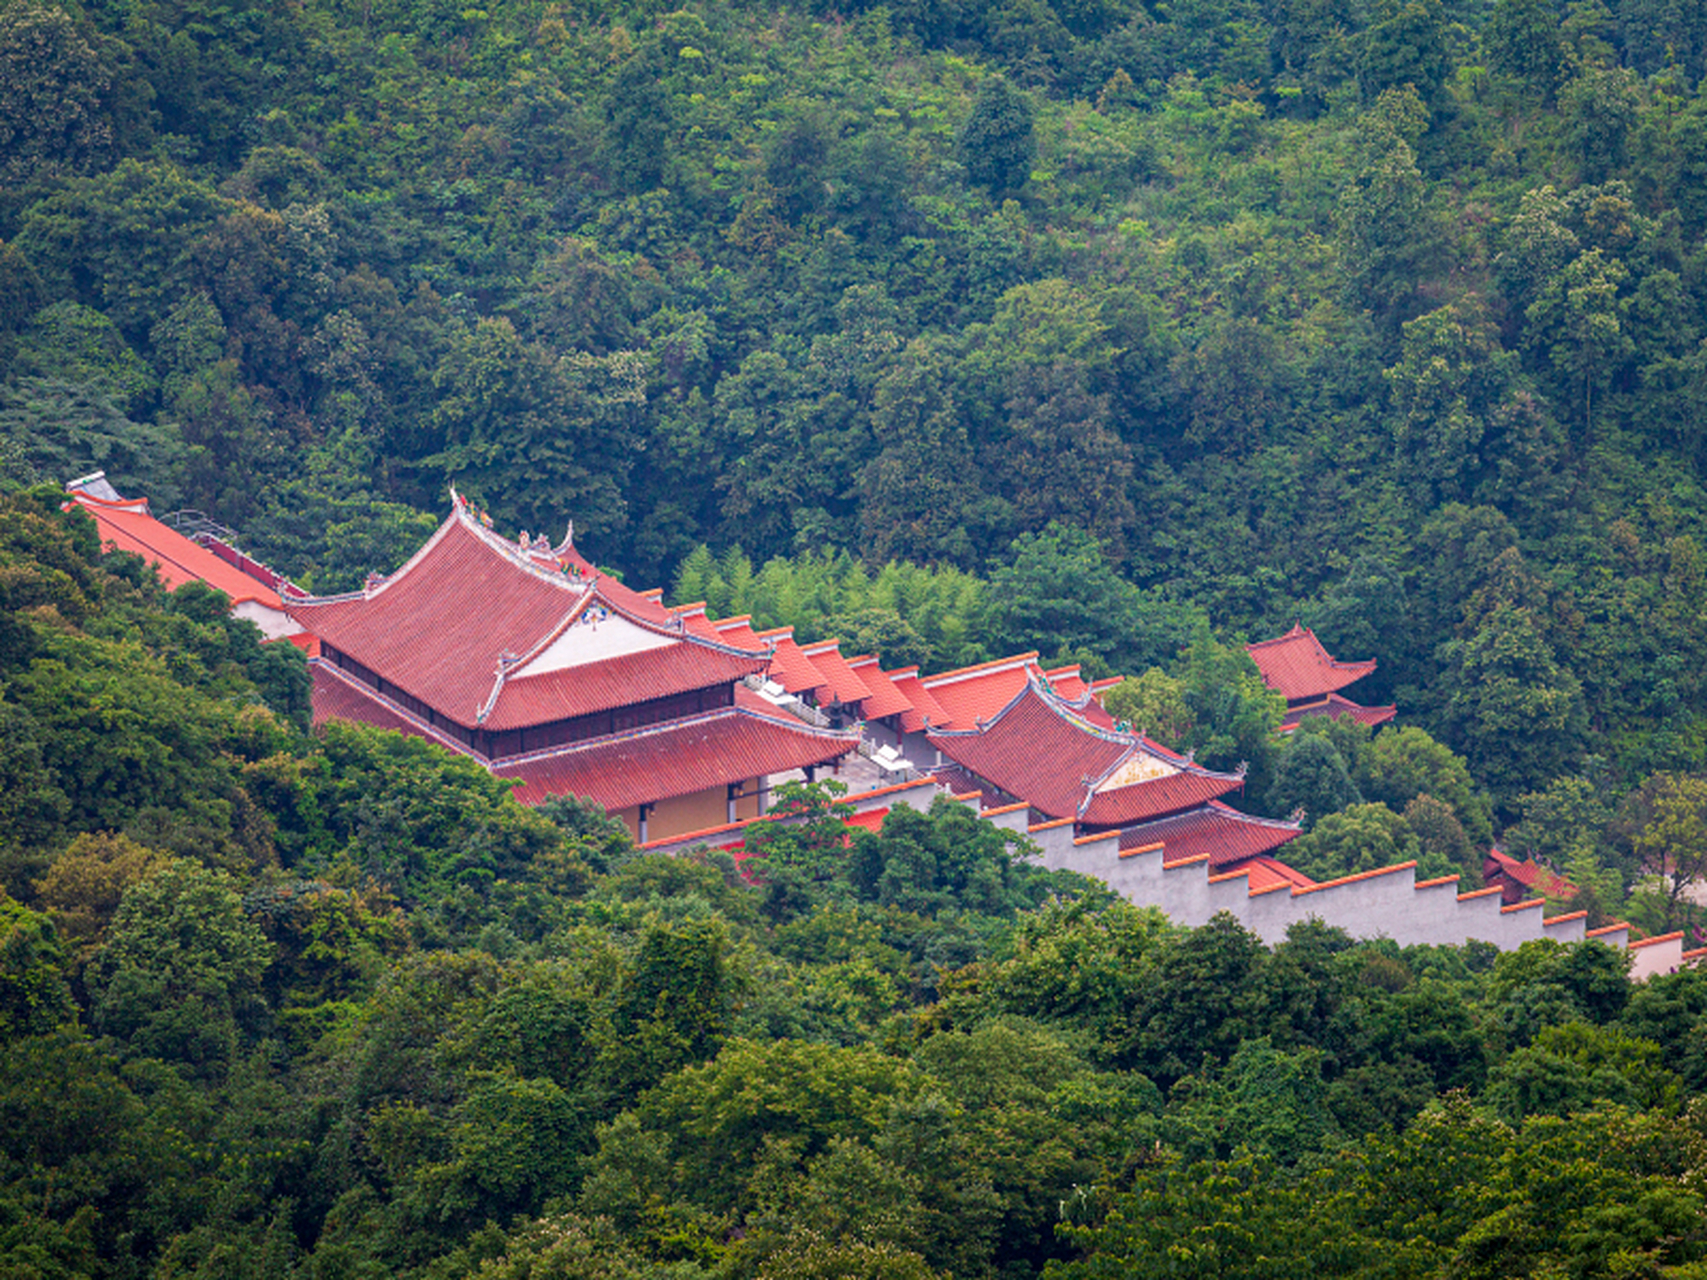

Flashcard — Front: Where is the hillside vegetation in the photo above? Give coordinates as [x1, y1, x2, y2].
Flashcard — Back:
[4, 491, 1707, 1278]
[13, 0, 1707, 1270]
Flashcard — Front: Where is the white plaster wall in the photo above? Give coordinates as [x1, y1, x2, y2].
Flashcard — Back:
[1045, 833, 1599, 954]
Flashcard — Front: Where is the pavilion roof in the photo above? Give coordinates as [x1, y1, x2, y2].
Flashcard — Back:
[1246, 624, 1377, 701]
[497, 702, 858, 810]
[1118, 799, 1303, 870]
[65, 488, 284, 610]
[928, 677, 1243, 824]
[288, 501, 769, 731]
[1280, 693, 1397, 731]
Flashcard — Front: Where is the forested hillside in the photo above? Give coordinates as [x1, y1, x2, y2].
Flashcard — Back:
[14, 0, 1707, 1270]
[10, 0, 1707, 816]
[6, 489, 1707, 1279]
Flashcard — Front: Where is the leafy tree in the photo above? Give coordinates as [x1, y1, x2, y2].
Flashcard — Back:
[0, 1, 115, 186]
[427, 317, 644, 542]
[31, 830, 171, 960]
[1266, 732, 1360, 827]
[1102, 668, 1193, 745]
[1437, 596, 1587, 806]
[0, 892, 74, 1040]
[1283, 802, 1446, 883]
[1172, 622, 1286, 800]
[960, 76, 1035, 193]
[1624, 772, 1707, 929]
[1356, 725, 1492, 846]
[85, 861, 273, 1077]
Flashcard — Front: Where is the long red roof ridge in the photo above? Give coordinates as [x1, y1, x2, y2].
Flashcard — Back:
[921, 651, 1042, 687]
[67, 489, 286, 609]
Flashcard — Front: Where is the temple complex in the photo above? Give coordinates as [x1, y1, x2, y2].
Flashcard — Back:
[58, 478, 1658, 962]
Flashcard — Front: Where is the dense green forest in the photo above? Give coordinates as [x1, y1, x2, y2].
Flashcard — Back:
[7, 487, 1707, 1277]
[15, 0, 1707, 1268]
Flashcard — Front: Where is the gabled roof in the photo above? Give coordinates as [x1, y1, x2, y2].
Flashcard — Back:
[1240, 857, 1317, 892]
[65, 488, 284, 610]
[920, 652, 1042, 730]
[845, 656, 915, 720]
[556, 541, 674, 625]
[1118, 799, 1303, 870]
[928, 677, 1243, 825]
[1280, 693, 1396, 731]
[673, 602, 724, 640]
[497, 704, 858, 810]
[801, 639, 874, 708]
[288, 501, 769, 731]
[887, 666, 951, 733]
[1246, 625, 1377, 702]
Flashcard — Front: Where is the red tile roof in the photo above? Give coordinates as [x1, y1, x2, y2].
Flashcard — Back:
[674, 603, 724, 640]
[845, 656, 916, 720]
[887, 666, 950, 733]
[1246, 625, 1377, 702]
[1117, 799, 1303, 869]
[483, 643, 767, 730]
[290, 505, 768, 731]
[1079, 768, 1247, 827]
[800, 640, 874, 708]
[312, 660, 434, 737]
[1046, 664, 1089, 700]
[497, 706, 858, 810]
[928, 677, 1243, 824]
[1241, 857, 1317, 892]
[1280, 693, 1396, 730]
[65, 491, 284, 609]
[920, 653, 1042, 730]
[753, 626, 829, 696]
[930, 762, 1017, 810]
[556, 542, 673, 624]
[711, 615, 760, 644]
[1484, 849, 1578, 903]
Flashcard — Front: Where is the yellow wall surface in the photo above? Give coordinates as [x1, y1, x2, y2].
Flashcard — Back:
[612, 779, 766, 842]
